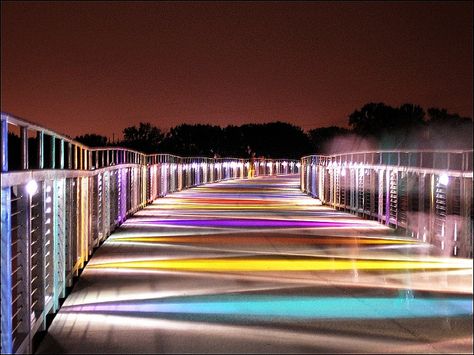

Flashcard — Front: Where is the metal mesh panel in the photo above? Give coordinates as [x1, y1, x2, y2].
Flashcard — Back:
[357, 169, 364, 212]
[43, 181, 54, 302]
[30, 184, 43, 320]
[10, 186, 27, 351]
[435, 177, 447, 237]
[389, 171, 398, 225]
[397, 172, 408, 228]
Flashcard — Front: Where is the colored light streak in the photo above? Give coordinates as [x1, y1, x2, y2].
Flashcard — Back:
[111, 235, 417, 246]
[62, 295, 473, 320]
[149, 204, 317, 211]
[171, 195, 305, 201]
[130, 219, 362, 228]
[89, 256, 472, 272]
[175, 198, 283, 205]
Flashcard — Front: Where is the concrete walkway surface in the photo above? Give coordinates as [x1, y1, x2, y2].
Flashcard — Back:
[36, 175, 473, 354]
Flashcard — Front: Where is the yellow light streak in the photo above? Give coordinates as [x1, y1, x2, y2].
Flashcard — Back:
[112, 236, 416, 245]
[90, 257, 472, 272]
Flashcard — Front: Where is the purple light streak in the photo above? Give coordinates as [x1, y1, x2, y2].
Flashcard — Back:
[132, 218, 357, 228]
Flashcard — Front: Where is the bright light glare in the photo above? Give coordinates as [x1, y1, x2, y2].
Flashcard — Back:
[439, 173, 449, 185]
[26, 180, 38, 196]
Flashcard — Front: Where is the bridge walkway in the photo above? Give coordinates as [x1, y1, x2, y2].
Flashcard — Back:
[36, 175, 473, 354]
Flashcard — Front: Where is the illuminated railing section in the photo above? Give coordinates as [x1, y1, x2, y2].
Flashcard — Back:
[0, 112, 299, 354]
[301, 150, 473, 259]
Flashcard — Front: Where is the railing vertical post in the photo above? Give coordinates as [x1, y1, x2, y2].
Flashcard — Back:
[79, 148, 83, 170]
[37, 131, 44, 169]
[85, 150, 90, 170]
[21, 126, 29, 170]
[59, 139, 64, 169]
[1, 115, 8, 172]
[73, 145, 78, 170]
[50, 136, 56, 169]
[1, 115, 12, 354]
[67, 142, 72, 169]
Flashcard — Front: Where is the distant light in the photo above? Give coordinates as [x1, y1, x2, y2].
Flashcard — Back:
[439, 174, 449, 186]
[26, 180, 38, 196]
[340, 169, 346, 177]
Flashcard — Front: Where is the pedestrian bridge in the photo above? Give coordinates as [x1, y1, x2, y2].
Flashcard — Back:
[1, 113, 473, 354]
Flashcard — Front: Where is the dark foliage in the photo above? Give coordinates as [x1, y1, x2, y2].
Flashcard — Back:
[6, 103, 471, 172]
[347, 103, 472, 150]
[158, 121, 312, 159]
[121, 122, 164, 153]
[75, 134, 108, 147]
[308, 126, 351, 154]
[161, 124, 223, 156]
[424, 108, 473, 149]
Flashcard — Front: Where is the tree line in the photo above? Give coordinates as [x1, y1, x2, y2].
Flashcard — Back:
[76, 103, 471, 157]
[7, 102, 472, 167]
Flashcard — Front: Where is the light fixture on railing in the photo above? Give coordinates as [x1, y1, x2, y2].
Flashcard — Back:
[26, 180, 38, 196]
[439, 173, 449, 186]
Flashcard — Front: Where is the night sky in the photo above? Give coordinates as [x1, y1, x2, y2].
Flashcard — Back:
[1, 1, 472, 139]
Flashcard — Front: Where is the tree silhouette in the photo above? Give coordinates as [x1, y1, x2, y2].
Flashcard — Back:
[41, 103, 471, 163]
[308, 126, 350, 154]
[425, 108, 473, 149]
[121, 122, 164, 153]
[161, 124, 223, 156]
[75, 133, 108, 147]
[347, 103, 472, 150]
[348, 102, 399, 137]
[221, 125, 245, 157]
[240, 122, 311, 159]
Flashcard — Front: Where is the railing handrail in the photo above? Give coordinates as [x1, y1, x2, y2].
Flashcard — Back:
[301, 150, 473, 174]
[300, 153, 473, 259]
[1, 112, 299, 172]
[301, 149, 473, 159]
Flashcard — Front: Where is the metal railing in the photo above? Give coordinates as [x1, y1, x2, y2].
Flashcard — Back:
[0, 112, 300, 354]
[301, 150, 473, 258]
